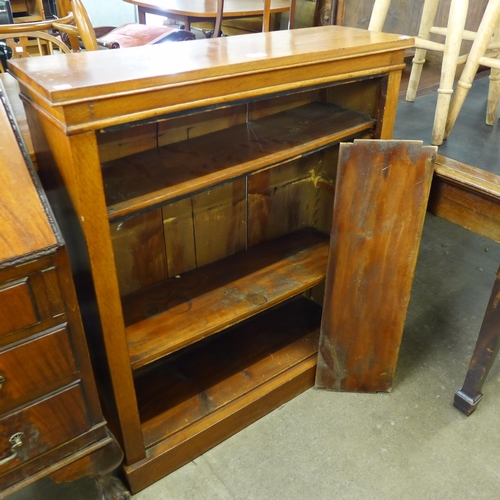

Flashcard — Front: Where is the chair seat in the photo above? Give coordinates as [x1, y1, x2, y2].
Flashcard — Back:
[97, 23, 195, 49]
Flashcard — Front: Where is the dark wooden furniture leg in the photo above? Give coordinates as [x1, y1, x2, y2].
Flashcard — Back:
[50, 431, 130, 499]
[454, 264, 500, 415]
[137, 6, 146, 24]
[93, 442, 131, 500]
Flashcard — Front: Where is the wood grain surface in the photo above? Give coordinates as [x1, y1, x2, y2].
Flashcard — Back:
[316, 139, 436, 392]
[429, 155, 500, 243]
[124, 228, 329, 369]
[135, 297, 321, 447]
[0, 83, 56, 265]
[0, 385, 89, 473]
[103, 102, 374, 219]
[0, 326, 77, 409]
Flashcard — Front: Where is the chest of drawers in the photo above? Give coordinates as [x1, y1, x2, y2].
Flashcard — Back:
[0, 81, 126, 499]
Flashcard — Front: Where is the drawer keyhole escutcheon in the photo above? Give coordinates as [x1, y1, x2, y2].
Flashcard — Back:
[0, 432, 25, 466]
[0, 374, 5, 390]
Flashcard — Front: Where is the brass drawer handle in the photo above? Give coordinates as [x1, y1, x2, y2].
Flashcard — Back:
[0, 432, 24, 467]
[0, 375, 5, 390]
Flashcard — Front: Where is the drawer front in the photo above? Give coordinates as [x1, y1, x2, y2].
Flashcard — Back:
[0, 384, 90, 473]
[0, 325, 78, 406]
[0, 266, 65, 341]
[0, 279, 37, 336]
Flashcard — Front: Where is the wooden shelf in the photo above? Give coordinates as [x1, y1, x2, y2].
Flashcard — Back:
[11, 0, 44, 23]
[13, 14, 44, 22]
[124, 228, 329, 370]
[134, 297, 322, 449]
[103, 102, 375, 220]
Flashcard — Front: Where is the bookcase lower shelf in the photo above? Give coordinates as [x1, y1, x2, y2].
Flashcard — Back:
[125, 297, 322, 491]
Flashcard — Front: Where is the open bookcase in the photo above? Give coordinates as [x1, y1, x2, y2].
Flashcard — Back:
[9, 26, 412, 493]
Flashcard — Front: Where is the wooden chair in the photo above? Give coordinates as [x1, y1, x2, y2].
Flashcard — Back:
[338, 0, 467, 146]
[405, 0, 470, 145]
[368, 0, 391, 31]
[447, 3, 500, 414]
[0, 5, 94, 154]
[352, 0, 471, 146]
[0, 0, 114, 64]
[211, 0, 276, 38]
[329, 0, 391, 30]
[0, 10, 88, 69]
[454, 263, 500, 415]
[0, 0, 196, 70]
[64, 0, 195, 47]
[445, 0, 500, 139]
[261, 0, 296, 32]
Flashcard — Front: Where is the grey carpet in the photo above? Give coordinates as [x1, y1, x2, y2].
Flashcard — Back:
[394, 76, 500, 176]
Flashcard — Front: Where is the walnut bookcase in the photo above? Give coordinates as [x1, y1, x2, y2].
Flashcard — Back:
[9, 26, 412, 493]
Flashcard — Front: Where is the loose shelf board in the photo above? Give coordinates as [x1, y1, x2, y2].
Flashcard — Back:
[316, 139, 437, 393]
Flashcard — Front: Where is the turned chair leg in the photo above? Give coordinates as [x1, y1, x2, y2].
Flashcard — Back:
[368, 0, 392, 32]
[454, 264, 500, 416]
[445, 0, 500, 139]
[486, 67, 500, 124]
[485, 24, 500, 125]
[431, 0, 468, 145]
[406, 0, 440, 102]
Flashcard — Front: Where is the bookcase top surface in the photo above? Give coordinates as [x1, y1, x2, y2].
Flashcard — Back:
[10, 26, 412, 105]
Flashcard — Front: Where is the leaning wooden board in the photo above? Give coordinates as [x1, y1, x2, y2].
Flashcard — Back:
[316, 140, 436, 392]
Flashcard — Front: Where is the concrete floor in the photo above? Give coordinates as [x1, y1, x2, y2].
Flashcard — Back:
[7, 76, 500, 500]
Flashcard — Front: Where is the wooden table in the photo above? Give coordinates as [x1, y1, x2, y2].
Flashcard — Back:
[124, 0, 290, 29]
[428, 155, 500, 416]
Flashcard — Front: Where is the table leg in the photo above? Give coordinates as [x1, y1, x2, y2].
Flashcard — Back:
[137, 6, 146, 24]
[454, 264, 500, 415]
